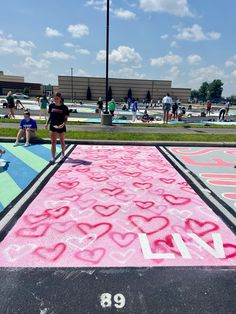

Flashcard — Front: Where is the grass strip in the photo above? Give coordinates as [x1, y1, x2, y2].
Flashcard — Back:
[1, 128, 236, 142]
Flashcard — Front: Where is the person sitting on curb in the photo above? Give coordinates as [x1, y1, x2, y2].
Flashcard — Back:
[13, 111, 37, 147]
[141, 109, 150, 123]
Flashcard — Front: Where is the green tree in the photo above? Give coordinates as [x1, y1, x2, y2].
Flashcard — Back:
[208, 79, 224, 99]
[127, 88, 132, 99]
[191, 89, 199, 100]
[108, 86, 112, 101]
[86, 86, 92, 100]
[198, 82, 209, 100]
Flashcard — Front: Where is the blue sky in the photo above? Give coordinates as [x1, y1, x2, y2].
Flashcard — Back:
[1, 0, 236, 96]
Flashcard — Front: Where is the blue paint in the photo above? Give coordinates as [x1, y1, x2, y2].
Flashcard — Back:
[26, 144, 51, 160]
[0, 150, 38, 190]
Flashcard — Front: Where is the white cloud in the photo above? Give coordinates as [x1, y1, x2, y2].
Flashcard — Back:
[96, 45, 142, 65]
[150, 52, 182, 66]
[43, 51, 73, 60]
[170, 41, 178, 48]
[169, 66, 180, 78]
[45, 27, 63, 37]
[84, 0, 107, 11]
[187, 54, 202, 65]
[161, 34, 168, 40]
[0, 33, 35, 56]
[139, 0, 193, 17]
[175, 24, 221, 41]
[67, 24, 89, 38]
[225, 55, 236, 67]
[189, 65, 226, 84]
[64, 42, 75, 48]
[113, 8, 136, 19]
[18, 57, 50, 69]
[76, 48, 90, 55]
[231, 70, 236, 77]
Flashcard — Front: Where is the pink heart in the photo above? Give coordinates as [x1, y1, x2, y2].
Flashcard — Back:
[58, 181, 80, 189]
[160, 178, 175, 184]
[24, 213, 50, 225]
[135, 201, 155, 210]
[121, 171, 141, 177]
[16, 224, 49, 238]
[75, 248, 105, 264]
[163, 194, 190, 205]
[133, 182, 152, 189]
[185, 218, 219, 237]
[33, 243, 66, 261]
[109, 232, 137, 248]
[45, 206, 69, 219]
[93, 205, 120, 217]
[129, 215, 169, 235]
[90, 176, 109, 182]
[101, 188, 124, 196]
[77, 223, 112, 239]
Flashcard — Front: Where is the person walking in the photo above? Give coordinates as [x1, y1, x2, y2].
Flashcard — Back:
[45, 92, 69, 164]
[97, 97, 103, 116]
[131, 98, 138, 122]
[206, 101, 212, 116]
[108, 98, 116, 116]
[6, 91, 16, 118]
[39, 95, 49, 120]
[162, 93, 173, 124]
[219, 105, 226, 121]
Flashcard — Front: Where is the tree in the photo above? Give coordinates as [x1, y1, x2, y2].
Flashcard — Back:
[108, 86, 112, 101]
[127, 88, 132, 99]
[146, 90, 151, 103]
[86, 86, 92, 100]
[198, 82, 209, 100]
[208, 79, 223, 99]
[191, 89, 199, 100]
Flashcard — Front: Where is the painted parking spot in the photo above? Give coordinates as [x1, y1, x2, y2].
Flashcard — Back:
[167, 147, 236, 214]
[0, 145, 235, 267]
[0, 143, 60, 214]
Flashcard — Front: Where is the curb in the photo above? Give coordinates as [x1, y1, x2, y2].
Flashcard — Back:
[1, 137, 236, 147]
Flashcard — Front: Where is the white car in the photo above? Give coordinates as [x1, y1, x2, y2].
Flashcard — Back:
[12, 93, 29, 99]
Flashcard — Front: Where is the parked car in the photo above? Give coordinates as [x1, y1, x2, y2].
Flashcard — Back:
[12, 93, 29, 99]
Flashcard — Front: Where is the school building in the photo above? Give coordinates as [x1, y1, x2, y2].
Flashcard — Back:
[58, 76, 191, 102]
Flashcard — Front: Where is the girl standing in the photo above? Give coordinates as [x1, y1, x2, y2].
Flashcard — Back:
[45, 92, 69, 164]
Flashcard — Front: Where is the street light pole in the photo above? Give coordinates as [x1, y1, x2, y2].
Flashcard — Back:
[71, 67, 74, 103]
[105, 0, 109, 113]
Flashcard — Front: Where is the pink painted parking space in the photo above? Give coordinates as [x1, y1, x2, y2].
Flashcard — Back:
[0, 145, 235, 267]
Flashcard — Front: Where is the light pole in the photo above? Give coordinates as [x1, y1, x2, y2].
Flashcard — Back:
[105, 0, 109, 113]
[71, 67, 74, 103]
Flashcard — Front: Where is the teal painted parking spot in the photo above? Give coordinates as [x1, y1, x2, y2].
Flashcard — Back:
[0, 143, 59, 215]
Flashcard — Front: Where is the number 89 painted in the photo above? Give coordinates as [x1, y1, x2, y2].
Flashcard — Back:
[100, 293, 126, 309]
